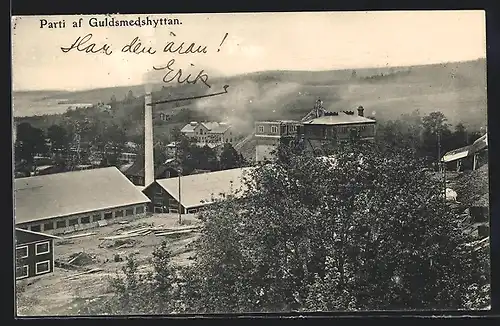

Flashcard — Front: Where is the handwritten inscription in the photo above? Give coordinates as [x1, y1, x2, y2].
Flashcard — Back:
[122, 37, 156, 55]
[57, 30, 230, 89]
[153, 59, 211, 88]
[60, 33, 113, 55]
[163, 41, 207, 55]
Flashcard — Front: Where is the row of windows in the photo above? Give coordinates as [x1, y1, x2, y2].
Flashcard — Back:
[25, 206, 145, 233]
[16, 241, 50, 260]
[257, 125, 298, 134]
[16, 260, 50, 280]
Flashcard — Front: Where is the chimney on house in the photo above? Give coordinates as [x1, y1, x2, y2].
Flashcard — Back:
[357, 106, 364, 117]
[144, 88, 154, 187]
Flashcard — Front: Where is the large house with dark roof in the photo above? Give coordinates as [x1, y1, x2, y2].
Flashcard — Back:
[301, 105, 376, 153]
[253, 100, 377, 162]
[143, 167, 255, 214]
[14, 167, 151, 234]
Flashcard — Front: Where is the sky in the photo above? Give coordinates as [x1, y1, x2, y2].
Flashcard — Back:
[11, 10, 486, 91]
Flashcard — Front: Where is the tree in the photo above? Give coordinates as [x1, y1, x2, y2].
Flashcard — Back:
[421, 111, 452, 166]
[14, 122, 48, 166]
[219, 143, 245, 170]
[81, 242, 178, 315]
[47, 124, 69, 153]
[452, 123, 469, 148]
[86, 141, 489, 315]
[179, 141, 488, 313]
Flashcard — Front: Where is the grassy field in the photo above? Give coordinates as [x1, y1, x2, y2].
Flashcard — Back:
[13, 59, 487, 132]
[15, 213, 201, 316]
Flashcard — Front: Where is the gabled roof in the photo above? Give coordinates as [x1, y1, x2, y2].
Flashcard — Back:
[153, 167, 255, 208]
[181, 122, 231, 134]
[303, 112, 376, 125]
[14, 167, 151, 224]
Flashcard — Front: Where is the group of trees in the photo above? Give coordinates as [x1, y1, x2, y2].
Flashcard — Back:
[82, 138, 489, 314]
[376, 110, 485, 167]
[14, 115, 127, 175]
[164, 129, 247, 175]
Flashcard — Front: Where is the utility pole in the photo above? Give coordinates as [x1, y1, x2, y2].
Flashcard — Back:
[175, 143, 182, 225]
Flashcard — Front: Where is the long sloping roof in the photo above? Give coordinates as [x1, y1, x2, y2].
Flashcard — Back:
[14, 167, 151, 224]
[303, 112, 376, 125]
[442, 134, 488, 163]
[155, 167, 255, 208]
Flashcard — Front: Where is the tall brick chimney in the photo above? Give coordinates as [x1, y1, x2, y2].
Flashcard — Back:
[144, 87, 154, 187]
[357, 105, 364, 117]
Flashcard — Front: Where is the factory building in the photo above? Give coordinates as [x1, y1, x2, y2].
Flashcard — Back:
[14, 167, 151, 234]
[143, 167, 255, 214]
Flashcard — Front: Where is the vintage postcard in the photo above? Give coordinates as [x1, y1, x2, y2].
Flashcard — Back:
[12, 11, 489, 316]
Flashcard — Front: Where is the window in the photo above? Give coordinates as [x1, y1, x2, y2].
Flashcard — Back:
[43, 222, 54, 231]
[16, 265, 28, 279]
[115, 210, 124, 218]
[35, 260, 51, 275]
[126, 208, 134, 216]
[31, 225, 41, 232]
[104, 212, 113, 220]
[35, 241, 50, 255]
[271, 126, 278, 134]
[258, 126, 264, 133]
[92, 214, 102, 222]
[136, 206, 144, 214]
[81, 216, 90, 224]
[56, 220, 66, 229]
[68, 218, 79, 226]
[16, 246, 28, 259]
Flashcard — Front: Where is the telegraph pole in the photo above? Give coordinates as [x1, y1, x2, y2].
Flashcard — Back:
[175, 142, 182, 225]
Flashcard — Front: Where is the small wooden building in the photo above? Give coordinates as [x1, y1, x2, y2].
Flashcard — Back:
[15, 228, 61, 280]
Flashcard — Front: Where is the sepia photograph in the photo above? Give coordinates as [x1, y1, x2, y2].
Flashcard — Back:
[11, 10, 490, 316]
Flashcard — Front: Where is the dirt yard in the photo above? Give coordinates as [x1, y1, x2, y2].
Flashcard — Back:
[16, 213, 201, 316]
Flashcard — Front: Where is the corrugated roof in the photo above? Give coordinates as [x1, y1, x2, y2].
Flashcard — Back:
[303, 113, 376, 125]
[155, 167, 255, 208]
[14, 167, 151, 224]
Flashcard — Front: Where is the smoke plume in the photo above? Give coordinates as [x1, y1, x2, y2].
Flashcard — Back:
[195, 78, 302, 134]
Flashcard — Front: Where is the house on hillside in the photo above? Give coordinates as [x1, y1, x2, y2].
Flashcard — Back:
[143, 167, 255, 214]
[442, 133, 488, 172]
[180, 121, 236, 146]
[15, 228, 61, 280]
[14, 167, 150, 234]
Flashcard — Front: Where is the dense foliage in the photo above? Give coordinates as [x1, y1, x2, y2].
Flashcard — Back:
[84, 139, 489, 314]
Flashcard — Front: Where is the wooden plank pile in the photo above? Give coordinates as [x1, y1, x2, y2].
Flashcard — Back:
[99, 224, 201, 241]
